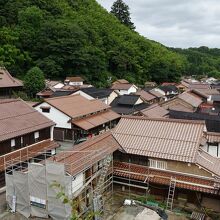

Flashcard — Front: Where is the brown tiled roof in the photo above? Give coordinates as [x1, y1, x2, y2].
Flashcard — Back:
[114, 161, 219, 194]
[196, 149, 220, 177]
[168, 102, 194, 112]
[37, 90, 53, 97]
[111, 83, 135, 90]
[206, 132, 220, 143]
[141, 104, 169, 118]
[192, 89, 220, 98]
[135, 90, 156, 101]
[66, 76, 84, 82]
[44, 94, 110, 119]
[113, 79, 129, 84]
[50, 131, 121, 176]
[0, 67, 23, 88]
[72, 110, 120, 130]
[148, 89, 164, 98]
[112, 116, 205, 163]
[0, 139, 59, 172]
[189, 84, 211, 90]
[0, 99, 55, 142]
[178, 92, 203, 108]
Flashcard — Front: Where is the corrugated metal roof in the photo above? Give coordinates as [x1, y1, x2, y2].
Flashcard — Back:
[112, 116, 205, 163]
[0, 99, 55, 142]
[0, 67, 23, 88]
[44, 94, 110, 119]
[72, 110, 120, 130]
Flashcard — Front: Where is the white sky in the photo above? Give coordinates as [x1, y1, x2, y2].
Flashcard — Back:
[97, 0, 220, 48]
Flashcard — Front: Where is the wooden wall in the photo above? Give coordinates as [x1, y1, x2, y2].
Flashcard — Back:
[0, 127, 51, 156]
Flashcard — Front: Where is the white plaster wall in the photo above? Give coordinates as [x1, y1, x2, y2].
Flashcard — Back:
[72, 173, 84, 193]
[107, 91, 118, 105]
[53, 83, 64, 89]
[127, 85, 137, 94]
[35, 102, 71, 129]
[72, 91, 94, 100]
[69, 82, 83, 86]
[135, 97, 144, 105]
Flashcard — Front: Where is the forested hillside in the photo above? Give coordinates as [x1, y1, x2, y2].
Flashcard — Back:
[171, 47, 220, 78]
[0, 0, 219, 87]
[0, 0, 187, 86]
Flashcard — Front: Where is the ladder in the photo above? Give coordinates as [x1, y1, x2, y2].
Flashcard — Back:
[93, 154, 112, 220]
[144, 167, 150, 195]
[166, 177, 176, 211]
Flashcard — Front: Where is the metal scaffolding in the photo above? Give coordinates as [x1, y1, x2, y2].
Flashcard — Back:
[4, 148, 114, 220]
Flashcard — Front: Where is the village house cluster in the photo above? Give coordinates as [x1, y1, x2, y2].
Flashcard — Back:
[0, 67, 220, 219]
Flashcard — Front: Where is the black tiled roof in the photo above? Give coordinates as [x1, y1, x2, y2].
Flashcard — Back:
[51, 90, 74, 97]
[169, 110, 220, 132]
[117, 95, 140, 105]
[158, 85, 178, 93]
[81, 87, 113, 99]
[111, 95, 149, 115]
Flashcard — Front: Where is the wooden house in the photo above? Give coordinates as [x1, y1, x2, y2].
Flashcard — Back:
[0, 99, 58, 186]
[34, 95, 120, 142]
[0, 67, 23, 98]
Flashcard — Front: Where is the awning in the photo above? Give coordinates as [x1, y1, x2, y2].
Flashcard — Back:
[72, 110, 120, 130]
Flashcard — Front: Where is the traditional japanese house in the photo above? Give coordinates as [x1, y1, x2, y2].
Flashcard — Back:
[0, 67, 23, 98]
[0, 99, 58, 186]
[34, 95, 120, 142]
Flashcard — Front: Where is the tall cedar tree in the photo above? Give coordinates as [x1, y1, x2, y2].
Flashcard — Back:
[111, 0, 135, 30]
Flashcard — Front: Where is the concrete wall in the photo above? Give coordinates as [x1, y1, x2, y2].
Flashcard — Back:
[35, 103, 71, 129]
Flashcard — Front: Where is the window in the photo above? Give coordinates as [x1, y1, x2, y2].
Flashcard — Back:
[149, 159, 167, 170]
[34, 131, 39, 142]
[42, 108, 50, 113]
[21, 137, 23, 147]
[41, 106, 50, 113]
[11, 139, 15, 148]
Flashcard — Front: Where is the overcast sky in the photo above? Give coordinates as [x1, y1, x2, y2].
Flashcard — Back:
[97, 0, 220, 48]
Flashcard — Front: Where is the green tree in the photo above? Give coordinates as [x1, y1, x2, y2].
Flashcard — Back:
[24, 66, 45, 97]
[110, 0, 135, 30]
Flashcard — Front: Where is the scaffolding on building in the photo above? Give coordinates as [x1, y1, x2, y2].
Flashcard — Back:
[4, 147, 114, 220]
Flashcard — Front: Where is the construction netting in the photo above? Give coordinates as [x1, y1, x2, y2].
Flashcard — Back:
[5, 161, 72, 220]
[46, 161, 71, 220]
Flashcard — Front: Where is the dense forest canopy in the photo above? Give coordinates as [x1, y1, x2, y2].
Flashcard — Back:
[0, 0, 219, 87]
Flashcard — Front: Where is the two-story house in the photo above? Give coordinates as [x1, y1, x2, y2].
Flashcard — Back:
[34, 95, 120, 142]
[0, 67, 23, 98]
[0, 99, 58, 186]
